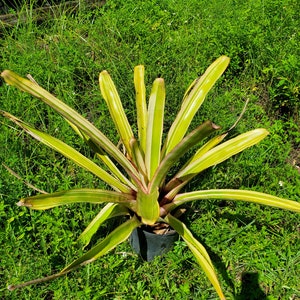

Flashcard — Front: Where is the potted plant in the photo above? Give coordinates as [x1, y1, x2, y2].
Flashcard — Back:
[1, 56, 299, 299]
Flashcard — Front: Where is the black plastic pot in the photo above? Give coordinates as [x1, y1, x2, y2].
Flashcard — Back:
[129, 226, 179, 261]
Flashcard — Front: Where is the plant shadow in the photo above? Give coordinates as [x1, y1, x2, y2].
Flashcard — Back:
[235, 272, 267, 300]
[193, 237, 236, 293]
[181, 207, 273, 298]
[178, 231, 268, 299]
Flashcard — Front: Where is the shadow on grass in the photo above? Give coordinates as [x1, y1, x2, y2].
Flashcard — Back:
[180, 236, 267, 299]
[195, 238, 236, 293]
[235, 272, 267, 300]
[181, 207, 272, 298]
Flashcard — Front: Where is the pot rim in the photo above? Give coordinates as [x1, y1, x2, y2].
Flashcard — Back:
[135, 224, 178, 236]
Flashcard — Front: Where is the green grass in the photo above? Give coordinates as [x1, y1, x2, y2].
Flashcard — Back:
[0, 0, 299, 299]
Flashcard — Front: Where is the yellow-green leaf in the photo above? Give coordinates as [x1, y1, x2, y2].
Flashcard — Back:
[61, 216, 141, 273]
[149, 121, 220, 194]
[165, 214, 226, 300]
[165, 129, 269, 194]
[134, 65, 147, 154]
[7, 214, 140, 291]
[65, 119, 136, 189]
[187, 133, 227, 166]
[130, 138, 148, 186]
[1, 70, 139, 181]
[136, 188, 160, 225]
[145, 78, 165, 180]
[163, 56, 230, 155]
[18, 189, 136, 210]
[78, 203, 129, 248]
[99, 70, 134, 157]
[2, 111, 132, 193]
[166, 189, 300, 213]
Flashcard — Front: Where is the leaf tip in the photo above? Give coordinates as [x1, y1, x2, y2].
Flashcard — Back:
[7, 285, 15, 291]
[156, 77, 164, 84]
[99, 70, 109, 79]
[17, 200, 29, 207]
[1, 69, 9, 78]
[134, 65, 144, 71]
[219, 55, 230, 64]
[256, 128, 270, 137]
[211, 122, 221, 131]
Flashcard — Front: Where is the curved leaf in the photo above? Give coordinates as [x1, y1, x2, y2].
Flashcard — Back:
[149, 121, 220, 194]
[187, 133, 227, 166]
[2, 111, 132, 193]
[179, 128, 268, 177]
[145, 78, 165, 180]
[130, 138, 148, 187]
[165, 214, 226, 300]
[17, 189, 136, 210]
[165, 189, 300, 213]
[134, 65, 147, 153]
[61, 216, 141, 273]
[78, 203, 129, 248]
[175, 97, 249, 175]
[99, 70, 134, 156]
[8, 216, 141, 291]
[66, 120, 136, 190]
[1, 70, 140, 181]
[165, 128, 269, 194]
[163, 56, 230, 155]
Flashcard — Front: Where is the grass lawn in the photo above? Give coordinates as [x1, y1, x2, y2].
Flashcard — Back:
[0, 0, 299, 299]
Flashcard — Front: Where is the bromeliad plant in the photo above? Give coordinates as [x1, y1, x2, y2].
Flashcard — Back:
[2, 56, 300, 299]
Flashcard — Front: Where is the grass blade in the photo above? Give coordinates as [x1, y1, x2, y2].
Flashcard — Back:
[17, 189, 136, 210]
[2, 163, 47, 194]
